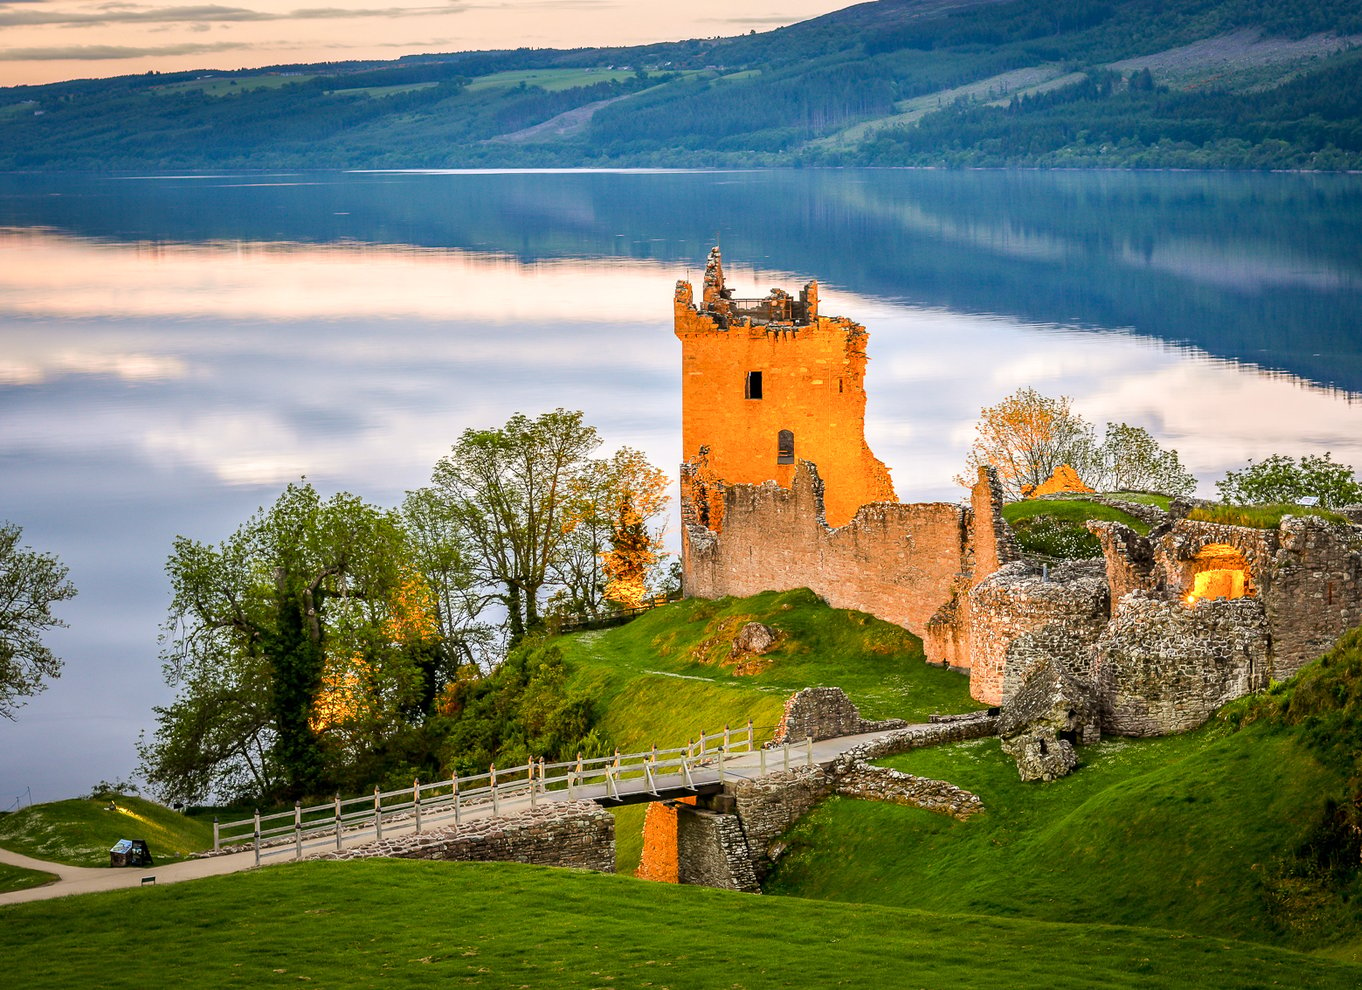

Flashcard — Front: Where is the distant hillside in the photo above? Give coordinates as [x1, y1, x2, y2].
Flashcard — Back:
[2, 0, 1361, 169]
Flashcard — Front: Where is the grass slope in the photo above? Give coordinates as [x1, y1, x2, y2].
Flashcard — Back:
[766, 717, 1359, 954]
[0, 861, 56, 894]
[556, 588, 980, 753]
[0, 795, 214, 867]
[4, 859, 1360, 989]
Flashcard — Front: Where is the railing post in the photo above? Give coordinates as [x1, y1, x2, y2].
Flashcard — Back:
[569, 752, 582, 800]
[334, 793, 342, 851]
[718, 745, 725, 784]
[491, 763, 499, 817]
[414, 778, 423, 833]
[806, 736, 814, 766]
[747, 719, 754, 751]
[253, 808, 261, 867]
[453, 775, 462, 829]
[699, 731, 705, 757]
[538, 757, 545, 797]
[529, 758, 537, 808]
[760, 746, 767, 776]
[213, 816, 220, 852]
[724, 723, 731, 751]
[293, 800, 303, 861]
[374, 786, 383, 841]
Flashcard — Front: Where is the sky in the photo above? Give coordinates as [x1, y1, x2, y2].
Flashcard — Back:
[0, 0, 853, 87]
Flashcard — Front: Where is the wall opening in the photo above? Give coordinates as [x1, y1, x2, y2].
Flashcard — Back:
[777, 429, 795, 464]
[1185, 543, 1255, 604]
[745, 371, 763, 400]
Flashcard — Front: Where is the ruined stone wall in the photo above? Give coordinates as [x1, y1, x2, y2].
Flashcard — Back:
[966, 560, 1111, 706]
[683, 462, 1012, 670]
[1092, 594, 1271, 736]
[309, 801, 614, 873]
[730, 765, 834, 880]
[1258, 517, 1362, 677]
[834, 764, 984, 821]
[770, 686, 906, 744]
[1093, 515, 1362, 681]
[675, 272, 894, 529]
[675, 805, 761, 893]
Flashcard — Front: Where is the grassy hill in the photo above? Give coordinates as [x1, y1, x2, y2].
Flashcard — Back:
[0, 794, 214, 868]
[767, 627, 1362, 960]
[4, 858, 1362, 989]
[2, 0, 1360, 169]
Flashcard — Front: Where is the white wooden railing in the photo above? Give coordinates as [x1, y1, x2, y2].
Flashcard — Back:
[211, 720, 817, 865]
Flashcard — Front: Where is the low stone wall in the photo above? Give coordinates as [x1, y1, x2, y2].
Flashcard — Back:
[771, 686, 906, 744]
[731, 765, 834, 880]
[836, 711, 999, 764]
[834, 764, 983, 820]
[308, 801, 615, 873]
[1093, 594, 1271, 737]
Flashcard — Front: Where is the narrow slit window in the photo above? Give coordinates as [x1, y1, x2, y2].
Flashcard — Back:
[777, 429, 795, 464]
[745, 371, 763, 399]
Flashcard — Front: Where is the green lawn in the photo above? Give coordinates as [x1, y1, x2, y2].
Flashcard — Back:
[766, 721, 1358, 952]
[0, 861, 55, 894]
[555, 588, 981, 754]
[465, 68, 640, 92]
[4, 859, 1359, 989]
[1003, 497, 1150, 557]
[153, 75, 316, 97]
[0, 795, 214, 868]
[327, 82, 440, 98]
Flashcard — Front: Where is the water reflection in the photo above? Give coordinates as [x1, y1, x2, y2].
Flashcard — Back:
[1, 169, 1361, 803]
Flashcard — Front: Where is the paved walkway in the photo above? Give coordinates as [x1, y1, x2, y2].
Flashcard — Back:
[0, 723, 968, 908]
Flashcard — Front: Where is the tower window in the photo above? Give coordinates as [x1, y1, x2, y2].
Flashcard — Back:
[745, 371, 763, 399]
[777, 429, 795, 464]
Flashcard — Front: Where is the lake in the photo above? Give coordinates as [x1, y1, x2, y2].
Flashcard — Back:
[2, 168, 1361, 803]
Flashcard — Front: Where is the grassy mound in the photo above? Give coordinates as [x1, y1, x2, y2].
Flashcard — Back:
[1002, 498, 1149, 558]
[766, 724, 1355, 950]
[1188, 503, 1350, 528]
[0, 861, 56, 894]
[4, 859, 1360, 989]
[555, 587, 980, 753]
[0, 795, 214, 868]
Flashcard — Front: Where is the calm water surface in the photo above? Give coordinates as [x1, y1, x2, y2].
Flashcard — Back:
[2, 169, 1360, 802]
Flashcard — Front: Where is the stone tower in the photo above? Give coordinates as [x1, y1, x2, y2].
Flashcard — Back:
[674, 247, 895, 529]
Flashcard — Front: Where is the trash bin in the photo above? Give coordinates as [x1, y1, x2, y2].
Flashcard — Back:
[110, 839, 153, 868]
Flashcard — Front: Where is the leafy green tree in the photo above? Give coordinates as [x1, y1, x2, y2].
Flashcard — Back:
[1084, 423, 1197, 496]
[143, 482, 426, 803]
[1216, 453, 1362, 508]
[426, 409, 600, 643]
[0, 522, 77, 721]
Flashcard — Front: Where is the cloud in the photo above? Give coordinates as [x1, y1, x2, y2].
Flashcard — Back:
[0, 2, 459, 26]
[0, 40, 251, 59]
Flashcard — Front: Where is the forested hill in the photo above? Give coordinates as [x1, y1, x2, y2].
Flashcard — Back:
[3, 0, 1362, 170]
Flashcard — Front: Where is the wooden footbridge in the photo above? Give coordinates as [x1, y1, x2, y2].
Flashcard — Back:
[213, 722, 833, 865]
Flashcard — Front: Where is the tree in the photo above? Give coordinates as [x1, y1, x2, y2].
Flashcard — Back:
[427, 409, 600, 643]
[959, 387, 1094, 500]
[555, 447, 671, 615]
[962, 390, 1198, 499]
[1216, 453, 1362, 508]
[0, 522, 77, 720]
[143, 482, 429, 803]
[1084, 423, 1197, 496]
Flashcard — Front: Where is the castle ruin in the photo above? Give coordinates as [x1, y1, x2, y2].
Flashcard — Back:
[675, 250, 1362, 746]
